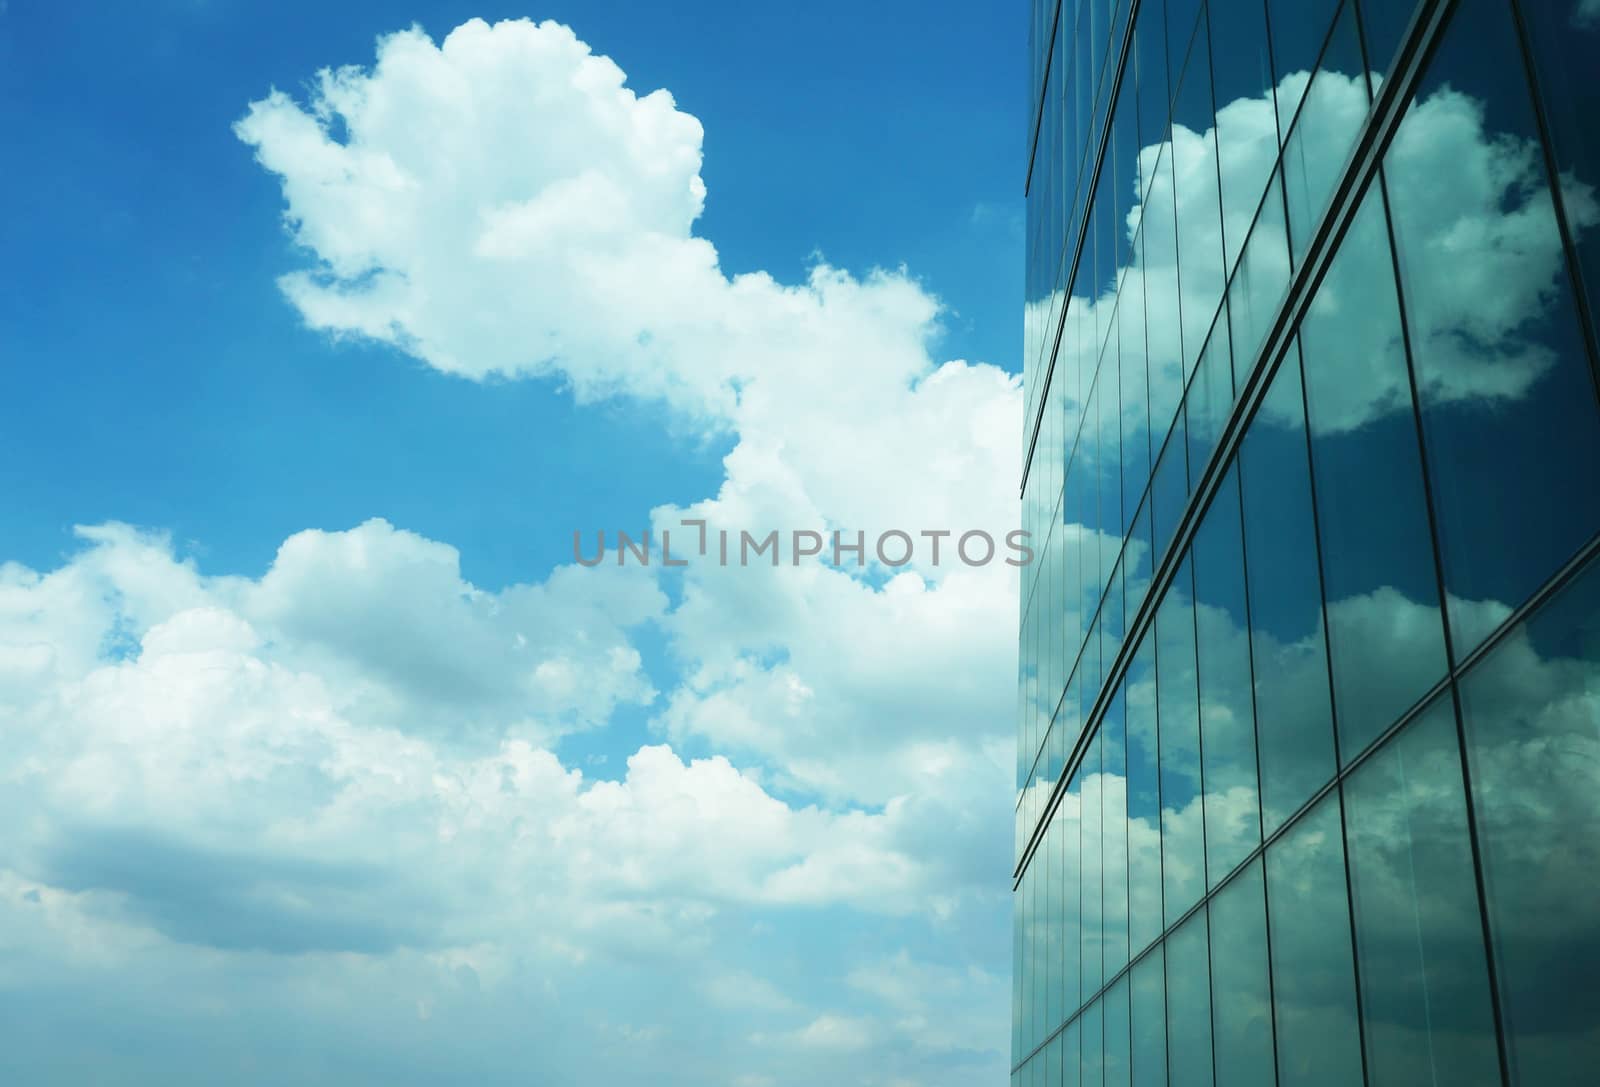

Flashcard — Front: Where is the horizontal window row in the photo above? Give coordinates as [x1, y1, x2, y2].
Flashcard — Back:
[1016, 544, 1600, 1083]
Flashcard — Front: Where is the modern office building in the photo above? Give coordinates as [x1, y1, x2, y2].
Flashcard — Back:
[1013, 1, 1600, 1084]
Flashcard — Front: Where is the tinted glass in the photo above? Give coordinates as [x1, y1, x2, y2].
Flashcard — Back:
[1131, 944, 1168, 1087]
[1238, 356, 1336, 834]
[1083, 726, 1105, 997]
[1065, 1015, 1083, 1087]
[1266, 0, 1342, 138]
[1063, 755, 1084, 1018]
[1265, 791, 1364, 1087]
[1385, 0, 1600, 656]
[1144, 145, 1186, 444]
[1519, 0, 1600, 321]
[1157, 558, 1205, 924]
[1345, 693, 1500, 1087]
[1121, 234, 1153, 532]
[1104, 685, 1131, 977]
[1208, 860, 1276, 1087]
[1106, 972, 1132, 1087]
[1170, 13, 1226, 379]
[1084, 998, 1105, 1087]
[1207, 0, 1277, 272]
[1281, 2, 1368, 263]
[1193, 468, 1262, 885]
[1126, 632, 1165, 955]
[1298, 187, 1447, 760]
[1185, 304, 1234, 478]
[1151, 415, 1188, 567]
[1165, 910, 1215, 1087]
[1460, 555, 1600, 1083]
[1228, 170, 1291, 373]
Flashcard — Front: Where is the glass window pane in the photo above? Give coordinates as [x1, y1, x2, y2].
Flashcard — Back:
[1084, 997, 1106, 1087]
[1104, 683, 1131, 977]
[1171, 15, 1226, 380]
[1127, 631, 1165, 956]
[1355, 0, 1410, 88]
[1384, 0, 1600, 656]
[1165, 910, 1215, 1087]
[1265, 791, 1364, 1087]
[1281, 3, 1368, 263]
[1345, 693, 1499, 1087]
[1144, 146, 1186, 444]
[1158, 558, 1206, 924]
[1208, 859, 1276, 1087]
[1207, 0, 1278, 272]
[1100, 343, 1125, 583]
[1066, 1014, 1083, 1087]
[1084, 730, 1105, 998]
[1121, 241, 1153, 530]
[1460, 554, 1600, 1083]
[1131, 944, 1168, 1087]
[1193, 468, 1262, 885]
[1185, 303, 1234, 479]
[1151, 415, 1189, 567]
[1107, 972, 1133, 1087]
[1298, 186, 1448, 760]
[1238, 356, 1337, 834]
[1266, 0, 1343, 138]
[1519, 0, 1600, 322]
[1228, 170, 1292, 374]
[1064, 756, 1084, 1018]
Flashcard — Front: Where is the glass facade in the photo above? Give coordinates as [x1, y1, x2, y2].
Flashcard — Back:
[1015, 2, 1600, 1085]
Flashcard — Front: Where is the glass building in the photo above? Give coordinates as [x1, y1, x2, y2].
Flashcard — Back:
[1012, 1, 1600, 1084]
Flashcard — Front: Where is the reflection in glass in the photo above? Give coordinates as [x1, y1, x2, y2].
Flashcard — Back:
[1063, 752, 1083, 1019]
[1083, 726, 1104, 999]
[1266, 0, 1343, 138]
[1104, 684, 1130, 978]
[1166, 910, 1215, 1087]
[1208, 0, 1278, 273]
[1083, 997, 1105, 1087]
[1065, 1014, 1083, 1087]
[1519, 0, 1600, 321]
[1185, 305, 1234, 479]
[1126, 633, 1164, 957]
[1193, 468, 1261, 885]
[1209, 860, 1276, 1087]
[1266, 792, 1364, 1087]
[1228, 170, 1291, 373]
[1384, 0, 1600, 656]
[1144, 144, 1186, 444]
[1171, 12, 1225, 381]
[1151, 416, 1189, 568]
[1132, 945, 1167, 1087]
[1298, 187, 1447, 761]
[1121, 237, 1152, 538]
[1158, 558, 1205, 925]
[1282, 2, 1368, 263]
[1345, 694, 1499, 1087]
[1238, 356, 1336, 834]
[1460, 556, 1600, 1083]
[1106, 971, 1132, 1087]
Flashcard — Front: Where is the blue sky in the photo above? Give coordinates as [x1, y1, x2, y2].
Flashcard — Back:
[0, 4, 1023, 1085]
[0, 0, 1019, 585]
